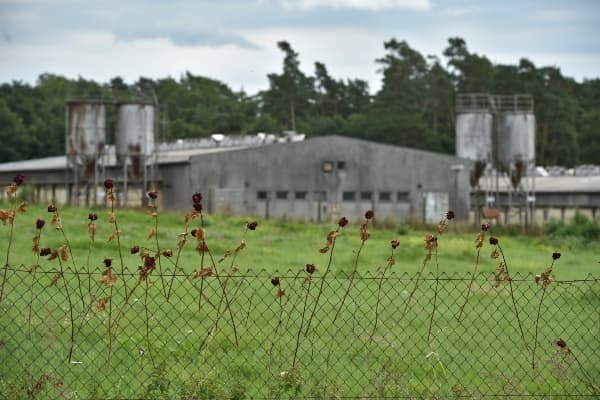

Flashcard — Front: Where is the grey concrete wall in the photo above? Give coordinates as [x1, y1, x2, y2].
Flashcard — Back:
[180, 136, 471, 221]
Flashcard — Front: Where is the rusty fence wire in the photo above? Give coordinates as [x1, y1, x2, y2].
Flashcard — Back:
[0, 265, 598, 399]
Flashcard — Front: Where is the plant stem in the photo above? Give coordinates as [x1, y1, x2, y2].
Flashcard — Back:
[153, 213, 167, 298]
[167, 212, 194, 301]
[57, 258, 75, 364]
[427, 247, 440, 343]
[0, 193, 18, 303]
[107, 285, 113, 365]
[144, 279, 155, 366]
[370, 250, 395, 344]
[27, 231, 43, 338]
[498, 245, 528, 351]
[457, 244, 482, 321]
[110, 193, 128, 301]
[305, 228, 340, 336]
[333, 238, 367, 324]
[402, 249, 432, 318]
[292, 278, 311, 368]
[531, 285, 546, 369]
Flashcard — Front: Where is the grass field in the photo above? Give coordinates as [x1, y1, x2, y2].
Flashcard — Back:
[0, 203, 599, 399]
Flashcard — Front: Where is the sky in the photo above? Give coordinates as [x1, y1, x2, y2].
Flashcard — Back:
[0, 0, 598, 95]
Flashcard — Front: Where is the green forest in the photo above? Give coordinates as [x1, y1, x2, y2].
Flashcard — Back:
[0, 37, 598, 166]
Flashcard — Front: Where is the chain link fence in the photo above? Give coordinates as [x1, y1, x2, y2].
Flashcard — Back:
[0, 265, 598, 399]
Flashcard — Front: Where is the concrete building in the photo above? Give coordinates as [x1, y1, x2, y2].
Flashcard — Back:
[160, 135, 472, 222]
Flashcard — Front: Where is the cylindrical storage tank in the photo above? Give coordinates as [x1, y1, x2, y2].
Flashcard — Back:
[455, 112, 493, 162]
[497, 112, 535, 170]
[66, 102, 106, 159]
[115, 103, 156, 160]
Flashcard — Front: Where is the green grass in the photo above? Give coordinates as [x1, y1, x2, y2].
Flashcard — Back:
[0, 203, 599, 399]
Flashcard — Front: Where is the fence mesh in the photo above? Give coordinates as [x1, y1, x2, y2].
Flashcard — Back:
[0, 265, 598, 399]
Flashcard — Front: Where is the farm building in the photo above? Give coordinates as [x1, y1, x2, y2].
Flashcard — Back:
[0, 135, 472, 222]
[160, 135, 471, 221]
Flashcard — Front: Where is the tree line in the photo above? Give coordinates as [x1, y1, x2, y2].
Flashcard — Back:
[0, 37, 598, 166]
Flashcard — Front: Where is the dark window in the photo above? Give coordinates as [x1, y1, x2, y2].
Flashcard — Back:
[322, 161, 334, 173]
[397, 192, 410, 202]
[276, 191, 288, 200]
[360, 191, 372, 201]
[337, 161, 346, 170]
[379, 192, 392, 202]
[342, 191, 355, 201]
[257, 191, 267, 200]
[295, 191, 307, 200]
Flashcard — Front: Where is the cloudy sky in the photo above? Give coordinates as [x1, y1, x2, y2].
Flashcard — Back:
[0, 0, 598, 94]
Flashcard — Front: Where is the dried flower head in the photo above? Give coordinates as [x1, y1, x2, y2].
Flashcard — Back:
[193, 202, 203, 212]
[271, 276, 280, 286]
[365, 210, 374, 220]
[481, 222, 491, 232]
[147, 191, 158, 200]
[391, 239, 400, 249]
[192, 192, 203, 203]
[338, 217, 348, 227]
[247, 221, 258, 230]
[144, 255, 156, 269]
[36, 218, 45, 230]
[40, 247, 51, 256]
[306, 263, 316, 274]
[489, 236, 498, 245]
[162, 249, 173, 257]
[130, 245, 140, 254]
[424, 234, 438, 251]
[552, 251, 561, 260]
[13, 173, 25, 186]
[556, 338, 567, 348]
[190, 229, 198, 237]
[88, 212, 98, 221]
[446, 210, 455, 220]
[103, 258, 112, 268]
[103, 178, 114, 189]
[47, 204, 57, 213]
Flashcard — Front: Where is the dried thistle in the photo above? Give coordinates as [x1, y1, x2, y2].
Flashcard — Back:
[0, 209, 14, 225]
[192, 266, 213, 279]
[96, 296, 111, 312]
[59, 244, 69, 262]
[99, 269, 117, 288]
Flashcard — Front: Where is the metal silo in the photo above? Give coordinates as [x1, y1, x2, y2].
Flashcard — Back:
[66, 101, 106, 160]
[115, 102, 158, 206]
[455, 112, 493, 162]
[496, 112, 535, 171]
[65, 100, 107, 206]
[115, 103, 156, 161]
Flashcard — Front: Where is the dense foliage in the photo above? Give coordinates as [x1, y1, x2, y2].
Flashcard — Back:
[0, 37, 598, 166]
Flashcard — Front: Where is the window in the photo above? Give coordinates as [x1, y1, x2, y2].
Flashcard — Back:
[379, 192, 392, 202]
[295, 191, 307, 200]
[360, 191, 372, 201]
[337, 161, 346, 170]
[342, 191, 355, 201]
[257, 191, 268, 200]
[397, 192, 410, 202]
[276, 191, 288, 200]
[322, 161, 334, 173]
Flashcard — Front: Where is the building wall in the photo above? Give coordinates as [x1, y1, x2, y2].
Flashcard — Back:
[167, 136, 471, 221]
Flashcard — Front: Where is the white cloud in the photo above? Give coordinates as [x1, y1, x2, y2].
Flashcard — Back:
[281, 0, 432, 11]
